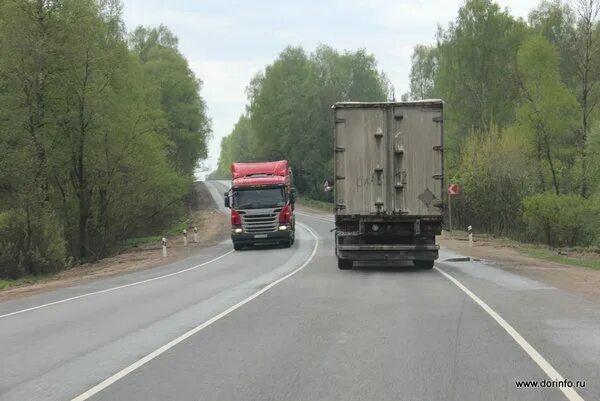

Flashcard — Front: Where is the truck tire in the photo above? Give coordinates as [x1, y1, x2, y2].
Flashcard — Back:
[415, 260, 434, 269]
[282, 239, 292, 248]
[233, 242, 243, 251]
[337, 258, 353, 270]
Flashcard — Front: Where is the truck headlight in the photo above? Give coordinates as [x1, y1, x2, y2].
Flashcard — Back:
[372, 224, 379, 232]
[234, 228, 243, 233]
[278, 225, 288, 231]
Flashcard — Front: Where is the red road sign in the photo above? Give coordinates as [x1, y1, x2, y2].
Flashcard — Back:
[448, 184, 460, 195]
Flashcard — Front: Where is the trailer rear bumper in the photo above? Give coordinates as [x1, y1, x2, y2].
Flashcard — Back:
[337, 244, 439, 261]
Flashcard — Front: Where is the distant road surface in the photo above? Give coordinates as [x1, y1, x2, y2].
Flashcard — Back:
[0, 181, 598, 400]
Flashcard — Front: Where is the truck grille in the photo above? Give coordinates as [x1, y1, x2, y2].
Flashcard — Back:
[241, 212, 279, 233]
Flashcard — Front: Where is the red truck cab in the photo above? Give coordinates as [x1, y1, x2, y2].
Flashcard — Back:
[224, 160, 296, 250]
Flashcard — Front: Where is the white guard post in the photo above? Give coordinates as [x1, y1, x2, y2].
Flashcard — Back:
[183, 229, 188, 246]
[194, 226, 198, 243]
[468, 225, 473, 248]
[162, 237, 167, 257]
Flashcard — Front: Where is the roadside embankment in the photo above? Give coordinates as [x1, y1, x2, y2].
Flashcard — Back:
[0, 182, 230, 301]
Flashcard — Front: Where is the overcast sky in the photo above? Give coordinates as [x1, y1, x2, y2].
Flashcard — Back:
[122, 0, 540, 177]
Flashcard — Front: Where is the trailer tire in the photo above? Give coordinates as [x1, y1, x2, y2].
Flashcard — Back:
[415, 260, 434, 269]
[337, 258, 353, 270]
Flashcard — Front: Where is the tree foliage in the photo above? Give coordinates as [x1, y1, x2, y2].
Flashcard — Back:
[409, 0, 600, 247]
[408, 45, 437, 100]
[435, 0, 527, 137]
[214, 45, 390, 198]
[0, 0, 209, 277]
[130, 25, 211, 177]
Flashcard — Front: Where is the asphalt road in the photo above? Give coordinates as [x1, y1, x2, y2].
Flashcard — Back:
[0, 181, 598, 401]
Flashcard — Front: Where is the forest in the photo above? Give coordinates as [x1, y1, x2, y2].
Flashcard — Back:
[0, 0, 211, 278]
[212, 0, 600, 249]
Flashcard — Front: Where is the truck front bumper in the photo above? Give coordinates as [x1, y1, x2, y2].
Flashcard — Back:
[231, 230, 291, 245]
[337, 244, 439, 261]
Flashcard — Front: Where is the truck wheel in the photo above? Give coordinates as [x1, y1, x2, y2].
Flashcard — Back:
[282, 239, 292, 248]
[415, 260, 434, 269]
[337, 258, 353, 270]
[233, 243, 243, 251]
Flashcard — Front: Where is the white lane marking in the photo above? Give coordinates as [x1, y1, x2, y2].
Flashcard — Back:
[295, 211, 334, 223]
[0, 250, 234, 320]
[71, 223, 320, 401]
[435, 266, 585, 401]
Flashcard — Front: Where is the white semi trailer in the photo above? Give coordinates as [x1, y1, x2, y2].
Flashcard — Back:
[331, 101, 445, 270]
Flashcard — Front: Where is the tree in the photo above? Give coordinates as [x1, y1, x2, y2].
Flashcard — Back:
[215, 114, 255, 178]
[529, 0, 577, 87]
[130, 25, 211, 177]
[515, 35, 580, 195]
[237, 45, 389, 198]
[0, 0, 204, 275]
[573, 0, 600, 197]
[435, 0, 527, 136]
[409, 45, 437, 100]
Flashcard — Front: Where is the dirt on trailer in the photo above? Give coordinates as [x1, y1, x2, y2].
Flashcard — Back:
[439, 234, 600, 302]
[0, 182, 230, 302]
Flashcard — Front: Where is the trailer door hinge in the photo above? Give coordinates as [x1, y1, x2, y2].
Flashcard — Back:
[432, 174, 443, 180]
[335, 146, 346, 152]
[433, 145, 444, 151]
[432, 116, 443, 123]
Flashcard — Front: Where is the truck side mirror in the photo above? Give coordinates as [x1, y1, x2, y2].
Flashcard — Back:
[290, 189, 296, 204]
[223, 192, 230, 208]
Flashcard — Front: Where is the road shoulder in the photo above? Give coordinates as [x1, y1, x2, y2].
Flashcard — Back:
[439, 235, 600, 302]
[0, 182, 230, 302]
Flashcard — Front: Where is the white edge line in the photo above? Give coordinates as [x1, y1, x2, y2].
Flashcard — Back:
[434, 266, 585, 401]
[0, 250, 234, 319]
[70, 223, 319, 401]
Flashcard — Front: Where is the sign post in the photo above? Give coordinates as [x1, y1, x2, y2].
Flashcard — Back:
[447, 184, 460, 232]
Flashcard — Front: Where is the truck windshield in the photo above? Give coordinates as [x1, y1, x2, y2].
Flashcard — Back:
[233, 188, 286, 209]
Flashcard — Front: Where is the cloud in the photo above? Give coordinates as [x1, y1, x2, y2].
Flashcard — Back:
[122, 0, 540, 175]
[189, 59, 266, 104]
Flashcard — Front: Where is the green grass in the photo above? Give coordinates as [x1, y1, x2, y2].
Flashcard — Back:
[0, 276, 45, 291]
[165, 219, 192, 236]
[121, 235, 163, 248]
[521, 248, 600, 270]
[297, 196, 334, 213]
[1, 219, 195, 293]
[120, 219, 192, 249]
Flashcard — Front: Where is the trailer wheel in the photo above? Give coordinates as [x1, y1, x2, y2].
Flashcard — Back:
[415, 260, 434, 269]
[337, 258, 353, 270]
